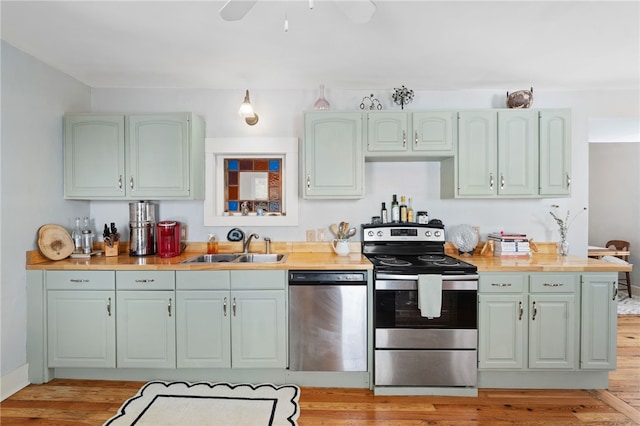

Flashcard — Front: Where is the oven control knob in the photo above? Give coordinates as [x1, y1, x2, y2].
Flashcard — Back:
[425, 231, 431, 237]
[367, 230, 375, 237]
[434, 230, 442, 237]
[377, 231, 384, 237]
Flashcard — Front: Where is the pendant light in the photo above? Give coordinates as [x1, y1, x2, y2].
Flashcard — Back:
[238, 90, 259, 126]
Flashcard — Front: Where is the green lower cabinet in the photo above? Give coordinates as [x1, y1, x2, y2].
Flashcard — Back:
[116, 290, 176, 368]
[527, 292, 576, 369]
[175, 270, 287, 369]
[580, 273, 618, 369]
[478, 293, 526, 369]
[47, 290, 116, 368]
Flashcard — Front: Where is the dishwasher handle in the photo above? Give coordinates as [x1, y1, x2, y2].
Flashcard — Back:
[289, 271, 367, 284]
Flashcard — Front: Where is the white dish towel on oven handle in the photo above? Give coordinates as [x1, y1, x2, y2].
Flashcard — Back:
[418, 274, 442, 318]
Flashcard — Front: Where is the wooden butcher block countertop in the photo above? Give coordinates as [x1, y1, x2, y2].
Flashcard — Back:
[26, 241, 631, 273]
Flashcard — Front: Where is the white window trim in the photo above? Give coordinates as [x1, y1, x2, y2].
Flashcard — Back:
[204, 137, 299, 227]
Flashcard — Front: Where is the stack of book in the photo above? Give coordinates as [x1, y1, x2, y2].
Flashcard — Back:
[488, 232, 531, 256]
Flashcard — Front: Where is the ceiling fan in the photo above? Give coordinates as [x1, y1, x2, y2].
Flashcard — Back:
[219, 0, 377, 24]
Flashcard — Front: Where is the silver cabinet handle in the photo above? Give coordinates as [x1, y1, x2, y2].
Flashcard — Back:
[543, 283, 563, 287]
[69, 279, 89, 283]
[107, 297, 112, 317]
[134, 279, 155, 283]
[223, 297, 228, 316]
[306, 174, 310, 190]
[232, 297, 237, 316]
[500, 174, 505, 190]
[118, 175, 123, 190]
[613, 282, 618, 301]
[130, 176, 134, 190]
[168, 298, 172, 317]
[532, 301, 537, 320]
[414, 130, 418, 146]
[491, 282, 512, 287]
[566, 173, 571, 189]
[402, 130, 406, 148]
[518, 301, 523, 321]
[489, 173, 494, 190]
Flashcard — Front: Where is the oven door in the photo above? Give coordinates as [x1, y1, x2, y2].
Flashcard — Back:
[374, 273, 478, 332]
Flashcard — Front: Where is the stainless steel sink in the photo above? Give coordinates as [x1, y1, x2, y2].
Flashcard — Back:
[180, 254, 241, 263]
[236, 254, 287, 263]
[180, 253, 287, 264]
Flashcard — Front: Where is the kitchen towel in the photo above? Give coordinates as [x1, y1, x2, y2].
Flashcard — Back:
[418, 274, 442, 318]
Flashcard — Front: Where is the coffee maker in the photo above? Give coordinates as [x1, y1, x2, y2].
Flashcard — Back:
[156, 221, 182, 258]
[129, 201, 157, 256]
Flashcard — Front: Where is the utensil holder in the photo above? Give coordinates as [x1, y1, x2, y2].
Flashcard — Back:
[104, 243, 119, 257]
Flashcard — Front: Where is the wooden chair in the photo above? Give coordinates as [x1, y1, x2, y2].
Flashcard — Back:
[605, 240, 632, 297]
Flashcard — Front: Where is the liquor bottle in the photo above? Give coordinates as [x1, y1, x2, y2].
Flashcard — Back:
[391, 195, 400, 223]
[400, 196, 408, 222]
[380, 202, 388, 223]
[407, 198, 415, 223]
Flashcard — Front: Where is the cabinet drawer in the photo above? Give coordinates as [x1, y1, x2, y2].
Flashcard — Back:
[479, 273, 526, 293]
[230, 270, 286, 290]
[530, 274, 577, 293]
[116, 271, 175, 290]
[46, 271, 115, 290]
[176, 271, 230, 290]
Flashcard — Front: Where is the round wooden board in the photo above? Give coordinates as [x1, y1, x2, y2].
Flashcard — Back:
[38, 224, 74, 260]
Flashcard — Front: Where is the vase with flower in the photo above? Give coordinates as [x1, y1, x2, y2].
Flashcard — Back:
[549, 205, 587, 256]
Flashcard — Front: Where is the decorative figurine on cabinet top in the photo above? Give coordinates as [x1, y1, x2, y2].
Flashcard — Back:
[392, 85, 414, 110]
[506, 87, 534, 108]
[360, 94, 382, 110]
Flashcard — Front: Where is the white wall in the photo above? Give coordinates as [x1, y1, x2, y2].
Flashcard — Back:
[0, 42, 91, 397]
[89, 89, 639, 255]
[589, 142, 640, 292]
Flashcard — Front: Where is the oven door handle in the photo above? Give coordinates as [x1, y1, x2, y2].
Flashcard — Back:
[376, 273, 479, 281]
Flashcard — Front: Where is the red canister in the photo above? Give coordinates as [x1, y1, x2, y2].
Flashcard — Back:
[156, 221, 182, 258]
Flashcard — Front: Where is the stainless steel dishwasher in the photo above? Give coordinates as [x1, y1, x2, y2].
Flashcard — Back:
[289, 270, 367, 372]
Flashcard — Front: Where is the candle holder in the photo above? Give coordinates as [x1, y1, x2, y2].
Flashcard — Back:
[360, 94, 382, 110]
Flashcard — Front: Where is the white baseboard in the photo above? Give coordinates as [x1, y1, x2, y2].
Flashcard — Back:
[1, 363, 30, 401]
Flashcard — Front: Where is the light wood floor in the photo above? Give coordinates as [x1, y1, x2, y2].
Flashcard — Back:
[2, 315, 639, 425]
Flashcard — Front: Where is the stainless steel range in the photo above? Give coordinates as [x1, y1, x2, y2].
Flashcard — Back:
[362, 222, 479, 392]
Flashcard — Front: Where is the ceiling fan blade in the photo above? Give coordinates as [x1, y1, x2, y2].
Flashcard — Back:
[334, 0, 377, 24]
[219, 0, 258, 21]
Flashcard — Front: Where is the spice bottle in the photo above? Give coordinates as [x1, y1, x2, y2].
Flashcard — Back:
[380, 202, 388, 223]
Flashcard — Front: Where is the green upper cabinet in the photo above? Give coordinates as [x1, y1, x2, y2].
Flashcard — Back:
[366, 111, 455, 158]
[303, 112, 364, 199]
[539, 109, 571, 196]
[443, 109, 565, 198]
[64, 112, 205, 200]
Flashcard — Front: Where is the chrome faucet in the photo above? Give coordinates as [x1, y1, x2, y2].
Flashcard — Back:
[242, 233, 259, 254]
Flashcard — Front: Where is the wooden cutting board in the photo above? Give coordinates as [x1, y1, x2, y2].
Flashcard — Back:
[37, 224, 75, 260]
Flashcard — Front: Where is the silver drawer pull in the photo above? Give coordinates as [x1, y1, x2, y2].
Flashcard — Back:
[232, 297, 237, 316]
[134, 279, 155, 283]
[543, 283, 563, 287]
[532, 301, 537, 320]
[223, 297, 228, 316]
[491, 283, 511, 287]
[168, 298, 172, 317]
[518, 301, 523, 321]
[69, 279, 89, 283]
[107, 297, 112, 316]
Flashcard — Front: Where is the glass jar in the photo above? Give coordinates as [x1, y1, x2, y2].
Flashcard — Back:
[207, 234, 218, 254]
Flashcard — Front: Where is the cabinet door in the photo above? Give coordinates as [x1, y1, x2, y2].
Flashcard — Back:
[64, 114, 125, 198]
[176, 290, 231, 368]
[116, 290, 176, 368]
[581, 274, 617, 370]
[47, 290, 115, 368]
[497, 110, 538, 196]
[127, 114, 191, 198]
[539, 109, 571, 196]
[366, 112, 409, 153]
[303, 112, 364, 198]
[413, 111, 455, 154]
[457, 111, 497, 196]
[478, 294, 526, 369]
[231, 290, 286, 369]
[528, 293, 576, 369]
